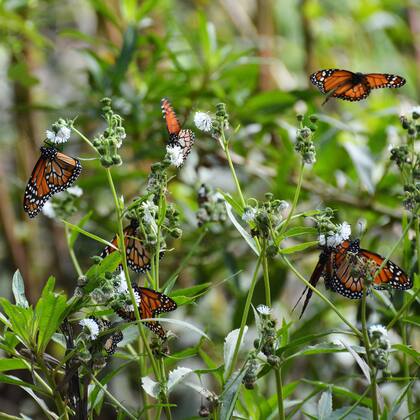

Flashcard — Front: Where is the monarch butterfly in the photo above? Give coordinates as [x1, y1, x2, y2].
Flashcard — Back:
[101, 320, 124, 355]
[310, 69, 406, 103]
[161, 98, 195, 161]
[100, 220, 153, 273]
[296, 239, 412, 318]
[116, 285, 177, 339]
[23, 146, 82, 218]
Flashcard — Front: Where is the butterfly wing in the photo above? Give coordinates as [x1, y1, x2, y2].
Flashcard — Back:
[295, 250, 329, 318]
[364, 73, 406, 90]
[103, 331, 123, 355]
[332, 82, 370, 102]
[310, 69, 354, 94]
[174, 129, 195, 161]
[161, 98, 181, 141]
[23, 147, 82, 218]
[358, 248, 412, 290]
[100, 221, 152, 273]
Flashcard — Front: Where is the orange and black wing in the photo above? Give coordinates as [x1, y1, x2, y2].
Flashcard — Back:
[23, 146, 82, 218]
[364, 73, 406, 90]
[310, 69, 354, 94]
[332, 82, 370, 102]
[358, 248, 412, 290]
[138, 286, 177, 339]
[328, 240, 365, 299]
[161, 98, 181, 140]
[100, 221, 151, 273]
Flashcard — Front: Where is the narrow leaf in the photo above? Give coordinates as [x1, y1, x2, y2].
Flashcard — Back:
[224, 326, 248, 378]
[12, 270, 29, 308]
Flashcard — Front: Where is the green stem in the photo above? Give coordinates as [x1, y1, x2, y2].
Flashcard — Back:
[274, 367, 285, 420]
[282, 256, 362, 338]
[71, 126, 98, 154]
[220, 130, 246, 208]
[278, 162, 305, 239]
[105, 169, 160, 389]
[361, 287, 379, 420]
[64, 225, 83, 277]
[91, 375, 136, 419]
[226, 256, 262, 379]
[262, 241, 271, 306]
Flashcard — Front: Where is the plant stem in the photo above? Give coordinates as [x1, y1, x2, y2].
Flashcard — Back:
[274, 367, 285, 420]
[262, 241, 271, 306]
[64, 224, 83, 277]
[282, 256, 362, 338]
[71, 126, 98, 154]
[226, 256, 262, 379]
[361, 287, 379, 420]
[220, 130, 246, 208]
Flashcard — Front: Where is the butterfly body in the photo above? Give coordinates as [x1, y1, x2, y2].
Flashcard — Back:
[116, 285, 177, 339]
[24, 146, 82, 217]
[310, 69, 406, 102]
[297, 239, 412, 317]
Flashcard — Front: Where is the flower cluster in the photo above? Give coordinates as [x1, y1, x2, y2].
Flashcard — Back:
[242, 193, 289, 256]
[390, 108, 420, 213]
[196, 184, 227, 227]
[92, 98, 127, 167]
[368, 324, 390, 371]
[194, 103, 229, 140]
[294, 114, 318, 165]
[46, 118, 72, 144]
[314, 208, 351, 248]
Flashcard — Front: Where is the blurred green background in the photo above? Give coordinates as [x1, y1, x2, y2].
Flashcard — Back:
[0, 0, 418, 417]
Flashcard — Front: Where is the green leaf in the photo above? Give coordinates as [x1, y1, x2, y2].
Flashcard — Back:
[69, 211, 93, 248]
[317, 389, 333, 419]
[281, 226, 318, 239]
[329, 406, 373, 419]
[218, 191, 243, 215]
[279, 241, 319, 254]
[35, 277, 68, 354]
[83, 252, 122, 293]
[171, 283, 211, 298]
[8, 62, 39, 87]
[225, 202, 259, 256]
[220, 369, 247, 420]
[0, 298, 34, 347]
[392, 344, 419, 365]
[0, 358, 28, 372]
[62, 219, 115, 248]
[12, 270, 29, 308]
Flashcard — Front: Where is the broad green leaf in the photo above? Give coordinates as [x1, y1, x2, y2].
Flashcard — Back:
[0, 358, 28, 372]
[12, 270, 29, 308]
[281, 226, 318, 239]
[392, 344, 419, 365]
[35, 277, 68, 354]
[224, 326, 248, 379]
[171, 283, 211, 298]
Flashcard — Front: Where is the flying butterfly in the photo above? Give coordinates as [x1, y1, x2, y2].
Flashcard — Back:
[296, 239, 412, 318]
[100, 220, 153, 273]
[310, 69, 406, 103]
[116, 285, 177, 339]
[23, 146, 82, 218]
[161, 97, 195, 162]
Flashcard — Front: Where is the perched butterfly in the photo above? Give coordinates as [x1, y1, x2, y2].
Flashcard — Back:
[296, 239, 412, 318]
[116, 285, 177, 339]
[161, 97, 195, 161]
[310, 69, 406, 103]
[23, 146, 82, 217]
[101, 320, 124, 355]
[100, 220, 153, 273]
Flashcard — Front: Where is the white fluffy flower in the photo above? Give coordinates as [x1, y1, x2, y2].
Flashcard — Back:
[79, 318, 100, 340]
[46, 126, 71, 144]
[67, 186, 83, 197]
[194, 112, 212, 132]
[369, 324, 388, 338]
[123, 290, 141, 313]
[319, 222, 351, 247]
[166, 144, 184, 168]
[256, 304, 271, 315]
[115, 271, 128, 294]
[41, 201, 56, 218]
[242, 207, 257, 223]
